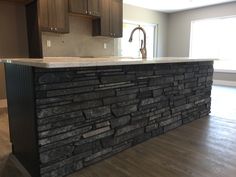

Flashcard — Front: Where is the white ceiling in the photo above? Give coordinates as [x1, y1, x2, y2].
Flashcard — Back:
[123, 0, 236, 13]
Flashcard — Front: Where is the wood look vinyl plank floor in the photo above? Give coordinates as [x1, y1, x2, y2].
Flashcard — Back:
[0, 86, 236, 177]
[0, 113, 11, 176]
[74, 116, 236, 177]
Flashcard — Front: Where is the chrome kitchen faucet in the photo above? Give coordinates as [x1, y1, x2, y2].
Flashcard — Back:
[128, 26, 147, 59]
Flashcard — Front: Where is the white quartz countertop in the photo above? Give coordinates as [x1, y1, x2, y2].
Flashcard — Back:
[0, 57, 215, 68]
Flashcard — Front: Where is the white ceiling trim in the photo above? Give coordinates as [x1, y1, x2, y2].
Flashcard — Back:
[123, 0, 236, 13]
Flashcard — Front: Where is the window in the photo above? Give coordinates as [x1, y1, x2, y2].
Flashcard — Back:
[190, 17, 236, 71]
[119, 20, 157, 58]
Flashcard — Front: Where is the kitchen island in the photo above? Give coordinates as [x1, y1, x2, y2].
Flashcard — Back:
[2, 57, 214, 177]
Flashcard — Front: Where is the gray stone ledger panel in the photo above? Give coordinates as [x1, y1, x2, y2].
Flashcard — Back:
[34, 62, 213, 177]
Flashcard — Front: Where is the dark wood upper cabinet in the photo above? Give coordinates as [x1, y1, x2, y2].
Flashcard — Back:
[92, 0, 123, 38]
[69, 0, 100, 17]
[38, 0, 69, 33]
[88, 0, 100, 16]
[1, 0, 34, 4]
[38, 0, 49, 32]
[110, 0, 123, 37]
[69, 0, 87, 15]
[95, 0, 110, 36]
[55, 0, 69, 32]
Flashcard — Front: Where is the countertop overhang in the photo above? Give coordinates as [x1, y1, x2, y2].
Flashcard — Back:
[0, 57, 216, 68]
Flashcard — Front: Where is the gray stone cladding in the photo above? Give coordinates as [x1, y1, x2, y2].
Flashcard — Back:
[34, 62, 213, 177]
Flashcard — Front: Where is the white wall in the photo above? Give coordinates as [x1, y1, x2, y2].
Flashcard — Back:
[122, 4, 168, 57]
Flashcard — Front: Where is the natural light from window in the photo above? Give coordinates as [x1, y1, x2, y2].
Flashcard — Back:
[119, 21, 157, 58]
[190, 16, 236, 71]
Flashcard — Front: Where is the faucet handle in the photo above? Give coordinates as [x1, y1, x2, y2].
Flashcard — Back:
[141, 40, 144, 49]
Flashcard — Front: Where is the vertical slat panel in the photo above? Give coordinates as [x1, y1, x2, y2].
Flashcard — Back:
[5, 64, 40, 177]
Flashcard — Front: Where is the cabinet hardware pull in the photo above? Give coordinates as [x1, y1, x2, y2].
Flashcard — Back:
[50, 27, 53, 31]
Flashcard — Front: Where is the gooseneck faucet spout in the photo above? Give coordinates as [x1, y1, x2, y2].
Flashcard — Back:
[128, 26, 147, 59]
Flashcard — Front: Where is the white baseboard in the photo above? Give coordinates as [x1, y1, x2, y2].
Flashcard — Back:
[213, 80, 236, 87]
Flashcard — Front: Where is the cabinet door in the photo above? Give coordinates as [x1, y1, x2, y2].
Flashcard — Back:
[92, 0, 123, 38]
[100, 0, 110, 36]
[69, 0, 88, 15]
[110, 0, 123, 38]
[54, 0, 69, 33]
[47, 0, 57, 31]
[88, 0, 100, 16]
[39, 0, 69, 33]
[38, 0, 50, 31]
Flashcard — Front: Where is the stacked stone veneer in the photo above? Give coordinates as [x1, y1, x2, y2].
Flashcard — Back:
[35, 62, 213, 177]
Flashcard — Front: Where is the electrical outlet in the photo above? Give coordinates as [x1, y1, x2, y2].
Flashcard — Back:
[47, 40, 52, 48]
[104, 43, 107, 49]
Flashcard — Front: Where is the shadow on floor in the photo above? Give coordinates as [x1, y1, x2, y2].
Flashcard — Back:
[0, 154, 27, 177]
